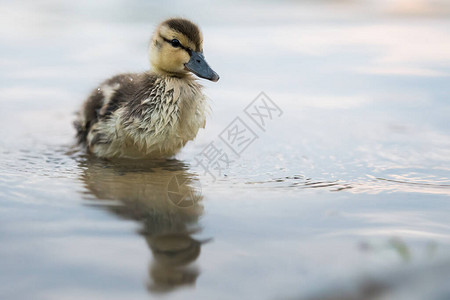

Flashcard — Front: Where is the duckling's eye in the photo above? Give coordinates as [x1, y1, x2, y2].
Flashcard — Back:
[170, 39, 181, 48]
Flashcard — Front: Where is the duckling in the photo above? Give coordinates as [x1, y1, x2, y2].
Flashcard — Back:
[74, 18, 219, 159]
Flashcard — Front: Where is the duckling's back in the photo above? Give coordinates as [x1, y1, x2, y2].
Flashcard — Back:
[75, 73, 151, 144]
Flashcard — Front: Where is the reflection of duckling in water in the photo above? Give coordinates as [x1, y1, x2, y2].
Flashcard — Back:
[147, 233, 204, 293]
[74, 18, 219, 159]
[79, 157, 209, 293]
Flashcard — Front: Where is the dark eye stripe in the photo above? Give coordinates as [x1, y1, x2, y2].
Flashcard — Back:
[159, 35, 192, 56]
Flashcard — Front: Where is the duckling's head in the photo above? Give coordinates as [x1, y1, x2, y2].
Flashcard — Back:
[149, 18, 219, 82]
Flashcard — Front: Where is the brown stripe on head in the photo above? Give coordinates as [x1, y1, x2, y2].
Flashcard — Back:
[161, 18, 203, 51]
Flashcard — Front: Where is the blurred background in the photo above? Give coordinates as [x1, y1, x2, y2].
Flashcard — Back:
[1, 1, 450, 300]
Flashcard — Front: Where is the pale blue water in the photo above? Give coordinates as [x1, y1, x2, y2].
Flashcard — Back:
[1, 1, 450, 299]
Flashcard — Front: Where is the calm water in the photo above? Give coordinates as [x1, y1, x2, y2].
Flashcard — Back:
[1, 1, 450, 299]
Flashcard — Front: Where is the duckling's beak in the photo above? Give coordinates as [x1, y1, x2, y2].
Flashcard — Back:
[185, 51, 219, 82]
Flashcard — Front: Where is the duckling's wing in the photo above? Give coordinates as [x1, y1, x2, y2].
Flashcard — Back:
[74, 73, 143, 144]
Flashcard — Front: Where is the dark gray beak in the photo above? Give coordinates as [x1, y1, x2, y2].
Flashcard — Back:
[185, 51, 219, 82]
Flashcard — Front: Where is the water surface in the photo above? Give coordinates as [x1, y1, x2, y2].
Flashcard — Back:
[1, 1, 450, 299]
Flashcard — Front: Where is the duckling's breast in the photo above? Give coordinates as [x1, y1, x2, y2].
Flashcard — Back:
[145, 77, 207, 156]
[175, 79, 208, 141]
